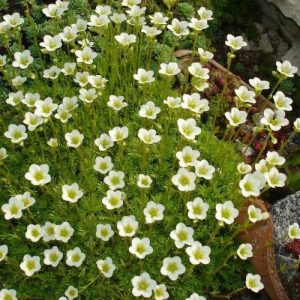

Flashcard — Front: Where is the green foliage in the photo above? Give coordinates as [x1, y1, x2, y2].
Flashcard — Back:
[175, 2, 195, 19]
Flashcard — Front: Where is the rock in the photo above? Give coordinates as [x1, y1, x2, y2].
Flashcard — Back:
[254, 22, 265, 34]
[276, 254, 298, 283]
[262, 14, 278, 30]
[283, 41, 300, 76]
[271, 191, 300, 244]
[268, 29, 282, 47]
[276, 41, 289, 59]
[259, 33, 274, 53]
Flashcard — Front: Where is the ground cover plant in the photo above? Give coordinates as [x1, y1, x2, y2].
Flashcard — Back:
[0, 1, 300, 299]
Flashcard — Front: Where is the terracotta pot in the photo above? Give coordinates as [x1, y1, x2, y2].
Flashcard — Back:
[236, 199, 289, 300]
[174, 49, 272, 110]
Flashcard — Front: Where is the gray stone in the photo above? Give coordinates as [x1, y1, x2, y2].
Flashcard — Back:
[259, 33, 274, 53]
[254, 22, 265, 34]
[271, 191, 300, 244]
[276, 41, 289, 59]
[276, 254, 298, 282]
[283, 41, 300, 76]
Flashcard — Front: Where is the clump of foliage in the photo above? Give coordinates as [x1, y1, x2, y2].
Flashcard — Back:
[0, 1, 299, 300]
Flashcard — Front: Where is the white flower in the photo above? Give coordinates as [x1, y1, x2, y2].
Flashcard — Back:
[25, 224, 44, 242]
[102, 190, 124, 210]
[167, 18, 189, 37]
[23, 112, 44, 131]
[249, 77, 270, 92]
[0, 148, 7, 161]
[109, 126, 129, 142]
[225, 107, 247, 127]
[247, 205, 269, 223]
[122, 0, 141, 7]
[65, 130, 84, 148]
[276, 60, 298, 78]
[6, 91, 24, 106]
[177, 118, 201, 140]
[150, 12, 168, 28]
[176, 146, 200, 168]
[194, 160, 215, 180]
[159, 62, 180, 76]
[96, 257, 116, 278]
[182, 93, 209, 114]
[95, 5, 111, 16]
[273, 91, 293, 111]
[186, 293, 206, 300]
[138, 128, 161, 144]
[22, 92, 40, 107]
[0, 289, 17, 300]
[137, 174, 152, 188]
[75, 47, 97, 65]
[153, 284, 169, 300]
[61, 96, 78, 112]
[266, 151, 285, 166]
[1, 197, 24, 220]
[42, 3, 63, 18]
[12, 75, 27, 87]
[139, 101, 161, 120]
[45, 69, 59, 82]
[198, 48, 214, 63]
[237, 162, 252, 174]
[215, 201, 239, 225]
[88, 15, 110, 31]
[288, 223, 300, 239]
[0, 54, 7, 67]
[4, 124, 28, 144]
[141, 25, 162, 38]
[193, 78, 209, 92]
[115, 32, 136, 47]
[186, 241, 211, 265]
[239, 173, 261, 197]
[3, 13, 24, 27]
[104, 170, 125, 190]
[0, 245, 8, 262]
[78, 38, 94, 48]
[12, 50, 33, 69]
[107, 95, 128, 111]
[75, 71, 90, 87]
[42, 222, 56, 242]
[73, 19, 87, 32]
[40, 35, 62, 51]
[129, 237, 153, 259]
[44, 246, 63, 267]
[79, 88, 97, 103]
[62, 62, 76, 75]
[66, 247, 86, 267]
[197, 7, 213, 21]
[55, 221, 74, 243]
[170, 223, 194, 249]
[237, 243, 253, 260]
[94, 156, 113, 174]
[225, 34, 247, 51]
[187, 197, 209, 220]
[65, 286, 78, 300]
[245, 273, 264, 293]
[117, 215, 138, 237]
[20, 255, 41, 276]
[96, 224, 114, 241]
[172, 168, 196, 192]
[95, 133, 114, 151]
[164, 96, 182, 108]
[134, 69, 155, 84]
[235, 86, 256, 105]
[62, 183, 84, 203]
[88, 75, 107, 90]
[188, 63, 209, 80]
[131, 272, 156, 298]
[161, 256, 186, 281]
[126, 5, 146, 18]
[265, 167, 286, 188]
[143, 201, 165, 224]
[25, 164, 51, 186]
[110, 13, 127, 24]
[55, 108, 72, 123]
[294, 118, 300, 132]
[35, 97, 58, 118]
[188, 18, 208, 31]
